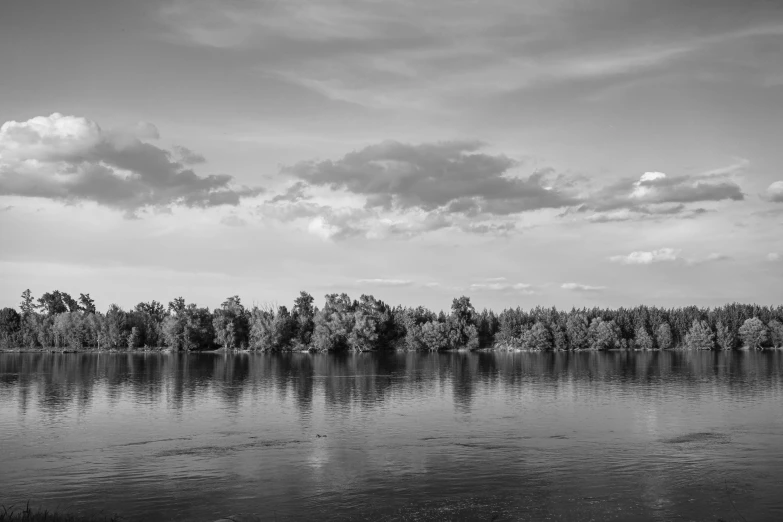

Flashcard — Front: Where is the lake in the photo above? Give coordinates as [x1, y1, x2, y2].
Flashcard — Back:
[1, 351, 782, 521]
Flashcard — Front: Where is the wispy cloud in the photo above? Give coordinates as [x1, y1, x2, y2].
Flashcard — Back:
[470, 282, 534, 293]
[610, 248, 680, 265]
[158, 0, 783, 110]
[356, 278, 414, 287]
[561, 283, 605, 292]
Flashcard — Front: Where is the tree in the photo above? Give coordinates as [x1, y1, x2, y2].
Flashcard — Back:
[587, 318, 620, 350]
[738, 317, 768, 350]
[769, 319, 783, 348]
[292, 291, 316, 347]
[634, 326, 654, 350]
[249, 305, 295, 351]
[163, 301, 215, 351]
[655, 322, 673, 350]
[447, 296, 479, 349]
[79, 293, 96, 314]
[348, 295, 395, 351]
[566, 313, 590, 350]
[0, 307, 21, 348]
[213, 296, 249, 349]
[684, 320, 714, 350]
[715, 320, 736, 351]
[526, 322, 553, 351]
[127, 327, 141, 349]
[311, 294, 355, 352]
[104, 304, 128, 348]
[20, 289, 35, 316]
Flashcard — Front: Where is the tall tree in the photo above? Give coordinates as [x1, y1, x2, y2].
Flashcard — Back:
[79, 293, 96, 314]
[20, 289, 35, 316]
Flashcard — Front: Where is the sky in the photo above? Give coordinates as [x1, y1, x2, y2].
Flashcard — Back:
[1, 0, 782, 313]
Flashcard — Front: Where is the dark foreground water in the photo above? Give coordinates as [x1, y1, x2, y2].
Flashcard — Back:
[1, 351, 782, 522]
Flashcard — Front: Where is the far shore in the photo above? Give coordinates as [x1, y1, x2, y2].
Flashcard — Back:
[2, 346, 780, 354]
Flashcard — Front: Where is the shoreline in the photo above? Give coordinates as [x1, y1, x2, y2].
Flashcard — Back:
[2, 346, 780, 354]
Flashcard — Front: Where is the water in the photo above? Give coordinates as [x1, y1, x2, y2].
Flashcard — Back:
[1, 351, 782, 521]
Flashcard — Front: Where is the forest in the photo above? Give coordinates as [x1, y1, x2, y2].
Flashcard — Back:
[0, 289, 782, 352]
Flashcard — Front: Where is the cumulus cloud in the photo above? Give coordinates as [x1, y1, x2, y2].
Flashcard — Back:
[609, 248, 680, 264]
[284, 140, 579, 215]
[0, 113, 263, 214]
[588, 170, 743, 213]
[765, 181, 783, 203]
[561, 283, 605, 292]
[277, 142, 749, 237]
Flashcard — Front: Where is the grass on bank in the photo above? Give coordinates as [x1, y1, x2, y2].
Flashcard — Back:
[0, 504, 119, 522]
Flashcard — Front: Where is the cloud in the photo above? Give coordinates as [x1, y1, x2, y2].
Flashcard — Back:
[284, 141, 579, 215]
[220, 214, 247, 227]
[470, 282, 534, 293]
[561, 283, 605, 292]
[269, 181, 310, 203]
[580, 170, 743, 221]
[173, 145, 206, 165]
[356, 278, 414, 287]
[768, 253, 781, 262]
[269, 140, 751, 238]
[0, 113, 264, 214]
[765, 181, 783, 202]
[159, 0, 783, 110]
[610, 248, 680, 264]
[609, 248, 732, 266]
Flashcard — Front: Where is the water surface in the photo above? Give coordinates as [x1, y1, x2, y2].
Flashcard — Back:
[1, 351, 782, 521]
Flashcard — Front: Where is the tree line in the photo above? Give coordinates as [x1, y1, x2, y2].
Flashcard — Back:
[1, 289, 782, 352]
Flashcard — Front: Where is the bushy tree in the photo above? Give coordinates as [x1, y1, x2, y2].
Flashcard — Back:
[684, 320, 714, 350]
[655, 322, 673, 350]
[526, 321, 552, 351]
[634, 326, 654, 350]
[213, 296, 249, 349]
[249, 305, 295, 351]
[447, 296, 479, 349]
[0, 307, 21, 348]
[162, 299, 215, 351]
[738, 317, 768, 350]
[769, 320, 783, 348]
[566, 313, 590, 350]
[348, 295, 395, 351]
[587, 318, 620, 350]
[311, 294, 355, 352]
[715, 320, 736, 351]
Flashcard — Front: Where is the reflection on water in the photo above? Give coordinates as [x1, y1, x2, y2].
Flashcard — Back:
[1, 351, 782, 521]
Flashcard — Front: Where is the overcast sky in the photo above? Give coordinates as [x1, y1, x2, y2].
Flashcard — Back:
[1, 0, 782, 312]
